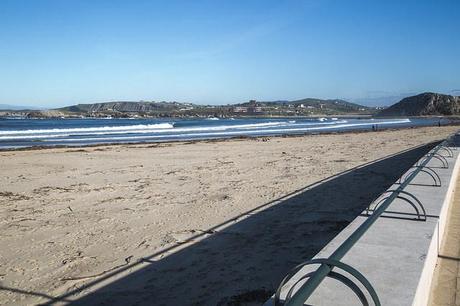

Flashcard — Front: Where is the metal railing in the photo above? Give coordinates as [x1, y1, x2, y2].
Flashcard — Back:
[275, 136, 456, 306]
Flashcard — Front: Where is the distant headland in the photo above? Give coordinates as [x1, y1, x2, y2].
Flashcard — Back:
[1, 92, 459, 119]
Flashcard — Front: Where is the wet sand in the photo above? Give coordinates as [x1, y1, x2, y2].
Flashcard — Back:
[0, 126, 458, 305]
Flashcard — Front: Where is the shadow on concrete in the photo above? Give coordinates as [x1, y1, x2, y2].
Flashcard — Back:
[14, 142, 439, 306]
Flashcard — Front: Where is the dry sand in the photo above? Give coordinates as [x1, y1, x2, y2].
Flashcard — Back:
[428, 173, 460, 305]
[0, 126, 458, 305]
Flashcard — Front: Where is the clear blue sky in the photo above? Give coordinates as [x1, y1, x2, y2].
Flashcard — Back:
[1, 0, 459, 107]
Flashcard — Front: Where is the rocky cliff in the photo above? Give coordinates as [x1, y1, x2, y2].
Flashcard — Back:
[378, 92, 460, 116]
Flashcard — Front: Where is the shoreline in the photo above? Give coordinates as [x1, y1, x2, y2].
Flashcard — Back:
[1, 123, 458, 152]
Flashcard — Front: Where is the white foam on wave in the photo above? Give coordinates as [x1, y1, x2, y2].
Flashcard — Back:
[40, 119, 411, 143]
[0, 134, 71, 140]
[0, 121, 292, 137]
[0, 123, 174, 136]
[0, 120, 348, 140]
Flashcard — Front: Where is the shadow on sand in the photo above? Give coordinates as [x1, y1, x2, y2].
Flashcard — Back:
[9, 142, 440, 306]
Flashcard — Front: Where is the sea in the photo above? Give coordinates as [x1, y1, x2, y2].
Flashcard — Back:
[0, 117, 447, 149]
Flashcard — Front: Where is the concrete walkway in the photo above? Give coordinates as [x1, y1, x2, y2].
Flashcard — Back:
[265, 137, 460, 306]
[429, 177, 460, 305]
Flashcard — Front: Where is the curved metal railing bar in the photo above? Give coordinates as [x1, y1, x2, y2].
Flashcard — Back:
[366, 190, 427, 221]
[397, 166, 441, 187]
[416, 153, 449, 169]
[438, 146, 453, 158]
[277, 139, 453, 306]
[275, 259, 380, 306]
[284, 272, 369, 306]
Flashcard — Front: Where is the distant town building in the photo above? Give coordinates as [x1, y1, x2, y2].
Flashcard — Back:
[233, 107, 248, 113]
[233, 100, 263, 114]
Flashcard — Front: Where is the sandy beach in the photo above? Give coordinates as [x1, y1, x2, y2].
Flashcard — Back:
[0, 126, 458, 306]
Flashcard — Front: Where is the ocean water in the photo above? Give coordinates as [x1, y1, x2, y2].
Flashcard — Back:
[0, 117, 446, 149]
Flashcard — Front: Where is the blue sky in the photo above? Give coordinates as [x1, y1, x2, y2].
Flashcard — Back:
[0, 0, 459, 107]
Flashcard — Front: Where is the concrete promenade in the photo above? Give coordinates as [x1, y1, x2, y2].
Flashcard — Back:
[266, 135, 460, 306]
